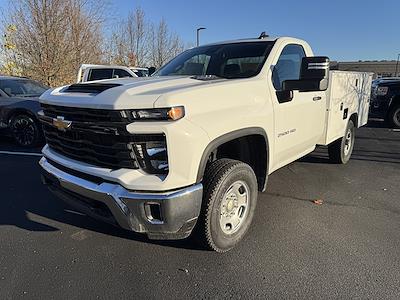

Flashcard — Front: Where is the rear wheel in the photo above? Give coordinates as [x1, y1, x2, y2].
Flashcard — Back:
[388, 104, 400, 128]
[196, 159, 258, 252]
[10, 114, 41, 147]
[328, 120, 355, 164]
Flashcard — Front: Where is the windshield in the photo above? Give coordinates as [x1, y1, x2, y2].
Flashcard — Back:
[0, 79, 48, 97]
[155, 41, 275, 79]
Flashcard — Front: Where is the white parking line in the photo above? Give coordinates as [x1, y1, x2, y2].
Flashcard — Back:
[0, 150, 42, 157]
[64, 209, 86, 216]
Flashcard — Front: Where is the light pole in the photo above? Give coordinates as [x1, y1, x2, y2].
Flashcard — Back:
[396, 54, 400, 77]
[196, 27, 206, 47]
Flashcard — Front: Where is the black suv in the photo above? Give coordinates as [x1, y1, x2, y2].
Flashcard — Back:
[370, 78, 400, 128]
[0, 76, 48, 147]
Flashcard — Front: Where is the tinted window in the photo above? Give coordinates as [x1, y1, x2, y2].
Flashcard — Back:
[272, 44, 306, 90]
[88, 69, 113, 81]
[133, 69, 149, 77]
[155, 41, 275, 79]
[0, 79, 47, 97]
[113, 69, 133, 78]
[172, 54, 211, 76]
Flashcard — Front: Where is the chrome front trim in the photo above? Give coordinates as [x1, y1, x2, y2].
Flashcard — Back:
[39, 156, 202, 201]
[39, 156, 203, 235]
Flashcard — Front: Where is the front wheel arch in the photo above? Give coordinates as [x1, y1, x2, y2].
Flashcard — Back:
[196, 127, 270, 192]
[7, 108, 38, 126]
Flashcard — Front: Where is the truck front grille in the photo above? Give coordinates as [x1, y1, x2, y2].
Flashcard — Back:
[40, 104, 167, 171]
[41, 103, 129, 123]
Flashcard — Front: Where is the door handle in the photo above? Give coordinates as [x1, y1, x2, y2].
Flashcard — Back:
[313, 96, 322, 101]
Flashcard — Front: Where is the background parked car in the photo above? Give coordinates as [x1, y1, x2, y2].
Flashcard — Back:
[0, 76, 48, 147]
[370, 78, 400, 128]
[77, 64, 138, 83]
[130, 67, 150, 77]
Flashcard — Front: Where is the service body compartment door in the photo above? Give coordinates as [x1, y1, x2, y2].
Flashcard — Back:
[321, 71, 372, 145]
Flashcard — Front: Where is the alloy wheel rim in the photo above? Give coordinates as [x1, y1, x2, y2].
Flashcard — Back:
[12, 117, 35, 146]
[219, 180, 249, 235]
[394, 108, 400, 127]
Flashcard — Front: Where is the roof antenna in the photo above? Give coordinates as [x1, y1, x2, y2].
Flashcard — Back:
[258, 31, 269, 39]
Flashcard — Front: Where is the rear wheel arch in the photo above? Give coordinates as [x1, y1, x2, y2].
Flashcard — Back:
[196, 127, 270, 192]
[349, 112, 358, 128]
[388, 95, 400, 109]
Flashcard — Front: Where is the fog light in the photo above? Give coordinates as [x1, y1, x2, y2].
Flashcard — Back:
[144, 203, 163, 224]
[132, 134, 168, 174]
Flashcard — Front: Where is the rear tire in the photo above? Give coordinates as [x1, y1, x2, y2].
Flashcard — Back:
[10, 114, 42, 147]
[196, 159, 258, 253]
[388, 104, 400, 129]
[328, 120, 355, 164]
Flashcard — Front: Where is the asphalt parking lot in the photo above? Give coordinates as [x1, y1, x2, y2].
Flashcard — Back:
[0, 121, 399, 299]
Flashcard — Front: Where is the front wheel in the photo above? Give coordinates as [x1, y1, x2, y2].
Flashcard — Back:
[196, 159, 258, 252]
[328, 120, 355, 164]
[10, 114, 42, 147]
[388, 104, 400, 129]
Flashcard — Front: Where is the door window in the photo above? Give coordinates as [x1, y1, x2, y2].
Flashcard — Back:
[88, 69, 113, 81]
[272, 44, 306, 91]
[113, 69, 133, 79]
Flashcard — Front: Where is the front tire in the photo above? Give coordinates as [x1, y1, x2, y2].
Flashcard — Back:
[388, 104, 400, 129]
[197, 159, 258, 252]
[10, 114, 42, 147]
[328, 120, 355, 164]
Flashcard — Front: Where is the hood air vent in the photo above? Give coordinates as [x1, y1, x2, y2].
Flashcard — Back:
[63, 83, 121, 94]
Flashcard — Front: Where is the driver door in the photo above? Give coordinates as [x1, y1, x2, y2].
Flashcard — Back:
[270, 44, 326, 168]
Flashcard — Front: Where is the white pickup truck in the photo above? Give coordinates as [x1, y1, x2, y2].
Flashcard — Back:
[38, 36, 372, 252]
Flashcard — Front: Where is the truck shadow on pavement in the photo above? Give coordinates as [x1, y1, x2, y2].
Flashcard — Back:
[301, 149, 400, 165]
[300, 124, 400, 165]
[0, 174, 203, 250]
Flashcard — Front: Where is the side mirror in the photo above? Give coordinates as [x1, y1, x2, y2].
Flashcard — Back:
[148, 67, 156, 75]
[283, 56, 330, 92]
[276, 90, 293, 103]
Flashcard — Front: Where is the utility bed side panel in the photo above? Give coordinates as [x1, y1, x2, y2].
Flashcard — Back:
[357, 72, 373, 127]
[321, 71, 372, 145]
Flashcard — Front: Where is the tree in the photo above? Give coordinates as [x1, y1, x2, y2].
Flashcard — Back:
[149, 19, 184, 68]
[1, 0, 105, 86]
[108, 7, 150, 67]
[1, 2, 186, 85]
[108, 9, 185, 68]
[0, 24, 21, 76]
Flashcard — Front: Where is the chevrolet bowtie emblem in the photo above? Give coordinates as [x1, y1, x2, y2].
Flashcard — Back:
[52, 116, 72, 131]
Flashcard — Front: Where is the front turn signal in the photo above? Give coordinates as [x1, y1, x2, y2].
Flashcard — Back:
[167, 106, 185, 121]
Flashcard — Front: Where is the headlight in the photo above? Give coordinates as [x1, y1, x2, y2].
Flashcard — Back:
[128, 106, 185, 121]
[376, 86, 389, 96]
[132, 134, 168, 174]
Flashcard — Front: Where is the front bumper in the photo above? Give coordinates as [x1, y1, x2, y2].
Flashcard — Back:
[39, 157, 203, 240]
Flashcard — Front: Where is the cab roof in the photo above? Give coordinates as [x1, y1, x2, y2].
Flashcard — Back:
[202, 36, 278, 47]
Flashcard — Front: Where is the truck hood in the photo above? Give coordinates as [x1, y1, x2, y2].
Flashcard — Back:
[40, 76, 226, 109]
